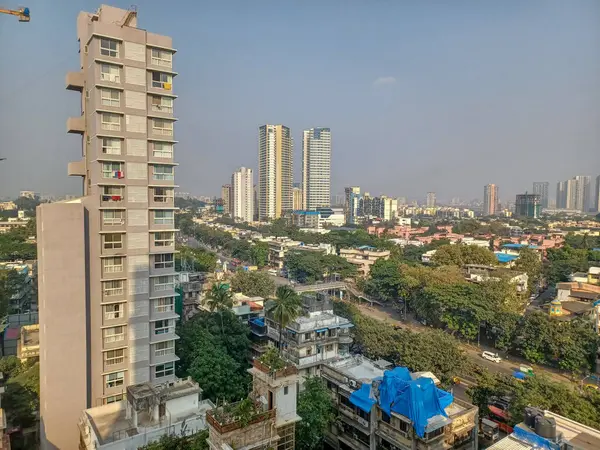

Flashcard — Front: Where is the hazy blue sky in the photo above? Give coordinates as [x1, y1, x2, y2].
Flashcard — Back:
[1, 0, 599, 203]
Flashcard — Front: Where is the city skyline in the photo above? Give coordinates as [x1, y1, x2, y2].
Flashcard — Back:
[1, 1, 599, 201]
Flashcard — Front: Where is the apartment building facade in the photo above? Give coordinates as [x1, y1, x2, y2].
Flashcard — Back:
[38, 6, 179, 449]
[258, 124, 293, 220]
[231, 167, 254, 223]
[532, 181, 549, 209]
[483, 184, 498, 216]
[302, 127, 332, 210]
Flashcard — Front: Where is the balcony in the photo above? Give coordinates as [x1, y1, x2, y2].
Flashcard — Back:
[149, 190, 174, 208]
[100, 192, 125, 207]
[103, 354, 127, 373]
[101, 235, 126, 256]
[150, 327, 178, 344]
[66, 71, 84, 91]
[149, 303, 178, 321]
[102, 309, 127, 328]
[67, 116, 85, 134]
[150, 346, 179, 366]
[102, 284, 127, 304]
[100, 218, 126, 233]
[103, 332, 127, 350]
[68, 160, 86, 177]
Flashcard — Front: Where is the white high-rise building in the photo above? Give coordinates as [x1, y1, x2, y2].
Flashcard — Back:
[302, 127, 331, 210]
[426, 192, 436, 208]
[258, 124, 293, 220]
[483, 184, 498, 216]
[231, 167, 254, 223]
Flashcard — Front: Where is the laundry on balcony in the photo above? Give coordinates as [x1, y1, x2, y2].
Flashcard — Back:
[113, 171, 124, 179]
[111, 195, 122, 201]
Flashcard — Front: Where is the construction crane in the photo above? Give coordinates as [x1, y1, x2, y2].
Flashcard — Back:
[0, 6, 30, 22]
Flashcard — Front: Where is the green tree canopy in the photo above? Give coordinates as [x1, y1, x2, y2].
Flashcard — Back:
[176, 245, 217, 272]
[0, 357, 40, 428]
[230, 270, 275, 298]
[295, 377, 336, 450]
[431, 244, 497, 267]
[514, 247, 542, 293]
[268, 286, 303, 354]
[137, 430, 209, 450]
[285, 251, 357, 283]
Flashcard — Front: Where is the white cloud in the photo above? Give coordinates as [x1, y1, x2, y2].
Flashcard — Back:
[372, 76, 396, 87]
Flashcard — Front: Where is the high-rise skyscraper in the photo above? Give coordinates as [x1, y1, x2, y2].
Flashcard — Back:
[292, 184, 303, 210]
[483, 184, 498, 216]
[557, 176, 591, 211]
[532, 182, 549, 209]
[426, 192, 436, 208]
[302, 127, 331, 210]
[595, 175, 600, 213]
[221, 184, 232, 215]
[231, 167, 254, 222]
[38, 6, 178, 449]
[556, 181, 568, 209]
[258, 124, 293, 220]
[344, 186, 361, 225]
[515, 193, 541, 218]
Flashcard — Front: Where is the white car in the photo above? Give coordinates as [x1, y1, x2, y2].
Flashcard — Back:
[482, 351, 502, 363]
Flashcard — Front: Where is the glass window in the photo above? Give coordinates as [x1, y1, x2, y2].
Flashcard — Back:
[100, 64, 120, 83]
[103, 256, 123, 274]
[153, 187, 173, 203]
[100, 38, 119, 57]
[105, 371, 125, 388]
[103, 326, 125, 344]
[151, 96, 173, 113]
[102, 210, 125, 226]
[151, 72, 172, 89]
[155, 296, 174, 312]
[103, 280, 124, 297]
[104, 303, 122, 320]
[154, 340, 174, 356]
[101, 113, 121, 131]
[152, 119, 173, 136]
[153, 232, 174, 247]
[102, 162, 123, 179]
[100, 88, 120, 107]
[152, 165, 174, 181]
[154, 319, 173, 335]
[155, 362, 174, 378]
[151, 48, 172, 67]
[153, 210, 174, 225]
[103, 233, 123, 250]
[154, 254, 174, 270]
[104, 349, 125, 366]
[102, 138, 122, 155]
[152, 142, 173, 158]
[153, 276, 175, 292]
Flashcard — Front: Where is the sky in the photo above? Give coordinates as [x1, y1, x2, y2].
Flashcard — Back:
[0, 0, 599, 203]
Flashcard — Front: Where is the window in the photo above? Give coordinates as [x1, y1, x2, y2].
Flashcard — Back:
[153, 276, 175, 292]
[154, 340, 174, 357]
[105, 371, 125, 389]
[151, 96, 173, 113]
[284, 386, 289, 395]
[154, 210, 174, 225]
[103, 233, 123, 250]
[154, 254, 174, 270]
[151, 72, 172, 89]
[151, 48, 172, 67]
[103, 280, 124, 297]
[152, 119, 173, 136]
[102, 137, 122, 155]
[306, 347, 313, 356]
[325, 344, 334, 352]
[102, 162, 124, 179]
[381, 411, 391, 424]
[100, 38, 119, 57]
[102, 210, 125, 226]
[103, 326, 125, 344]
[100, 64, 120, 83]
[155, 362, 175, 378]
[105, 349, 125, 366]
[304, 333, 311, 341]
[100, 88, 120, 107]
[154, 319, 174, 335]
[152, 165, 174, 181]
[104, 303, 122, 320]
[155, 296, 174, 312]
[103, 256, 123, 274]
[101, 112, 121, 131]
[105, 394, 125, 404]
[152, 142, 173, 158]
[153, 187, 174, 203]
[101, 186, 124, 202]
[154, 232, 174, 247]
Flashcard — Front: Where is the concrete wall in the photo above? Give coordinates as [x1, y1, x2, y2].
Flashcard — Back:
[38, 202, 90, 450]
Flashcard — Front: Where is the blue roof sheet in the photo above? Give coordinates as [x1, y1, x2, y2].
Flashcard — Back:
[293, 210, 319, 215]
[502, 243, 538, 249]
[495, 253, 519, 263]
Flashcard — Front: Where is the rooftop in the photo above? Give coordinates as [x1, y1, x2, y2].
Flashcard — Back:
[503, 243, 539, 249]
[495, 253, 519, 263]
[328, 355, 386, 382]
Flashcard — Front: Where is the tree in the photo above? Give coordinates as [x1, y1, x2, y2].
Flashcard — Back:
[203, 283, 233, 334]
[514, 247, 542, 293]
[295, 376, 336, 450]
[0, 358, 40, 428]
[249, 242, 269, 268]
[138, 430, 209, 450]
[431, 244, 497, 267]
[285, 251, 357, 283]
[230, 270, 275, 298]
[176, 245, 217, 272]
[365, 259, 403, 301]
[268, 286, 302, 355]
[176, 311, 251, 403]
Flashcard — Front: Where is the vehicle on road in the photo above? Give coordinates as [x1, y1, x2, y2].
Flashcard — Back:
[268, 269, 278, 276]
[480, 418, 500, 443]
[520, 365, 534, 376]
[481, 351, 502, 363]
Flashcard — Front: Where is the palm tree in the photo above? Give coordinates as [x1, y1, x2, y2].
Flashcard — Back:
[203, 282, 233, 333]
[269, 285, 303, 355]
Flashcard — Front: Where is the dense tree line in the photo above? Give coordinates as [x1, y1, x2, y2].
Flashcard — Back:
[0, 356, 40, 429]
[545, 244, 600, 284]
[284, 250, 357, 283]
[0, 221, 36, 261]
[230, 270, 276, 298]
[176, 245, 217, 272]
[431, 244, 498, 267]
[137, 430, 208, 450]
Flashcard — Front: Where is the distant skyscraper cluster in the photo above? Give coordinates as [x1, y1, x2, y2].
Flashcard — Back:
[343, 187, 397, 224]
[426, 192, 436, 208]
[532, 182, 549, 209]
[556, 175, 595, 212]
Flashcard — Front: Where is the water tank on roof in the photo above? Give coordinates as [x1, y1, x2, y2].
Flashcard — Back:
[524, 407, 543, 428]
[535, 415, 557, 440]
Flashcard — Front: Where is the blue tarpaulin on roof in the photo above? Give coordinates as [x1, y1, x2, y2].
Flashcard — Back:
[373, 367, 453, 438]
[495, 252, 519, 263]
[349, 383, 377, 413]
[315, 328, 328, 333]
[250, 317, 264, 326]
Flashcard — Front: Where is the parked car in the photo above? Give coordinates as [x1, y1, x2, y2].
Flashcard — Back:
[481, 351, 502, 363]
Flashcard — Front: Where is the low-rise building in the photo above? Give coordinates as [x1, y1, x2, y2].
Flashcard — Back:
[291, 210, 321, 229]
[316, 207, 345, 227]
[206, 357, 301, 450]
[17, 324, 39, 363]
[78, 378, 214, 450]
[266, 293, 353, 378]
[487, 408, 600, 450]
[421, 249, 437, 264]
[570, 267, 600, 286]
[0, 263, 33, 314]
[321, 355, 479, 450]
[339, 246, 391, 276]
[0, 220, 29, 234]
[0, 202, 16, 211]
[464, 265, 528, 293]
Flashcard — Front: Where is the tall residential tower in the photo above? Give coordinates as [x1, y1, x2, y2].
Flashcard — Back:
[38, 6, 178, 449]
[483, 184, 498, 216]
[302, 127, 331, 210]
[231, 167, 254, 222]
[258, 124, 293, 220]
[532, 182, 549, 209]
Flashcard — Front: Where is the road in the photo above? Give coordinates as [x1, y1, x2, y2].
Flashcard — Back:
[351, 301, 576, 387]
